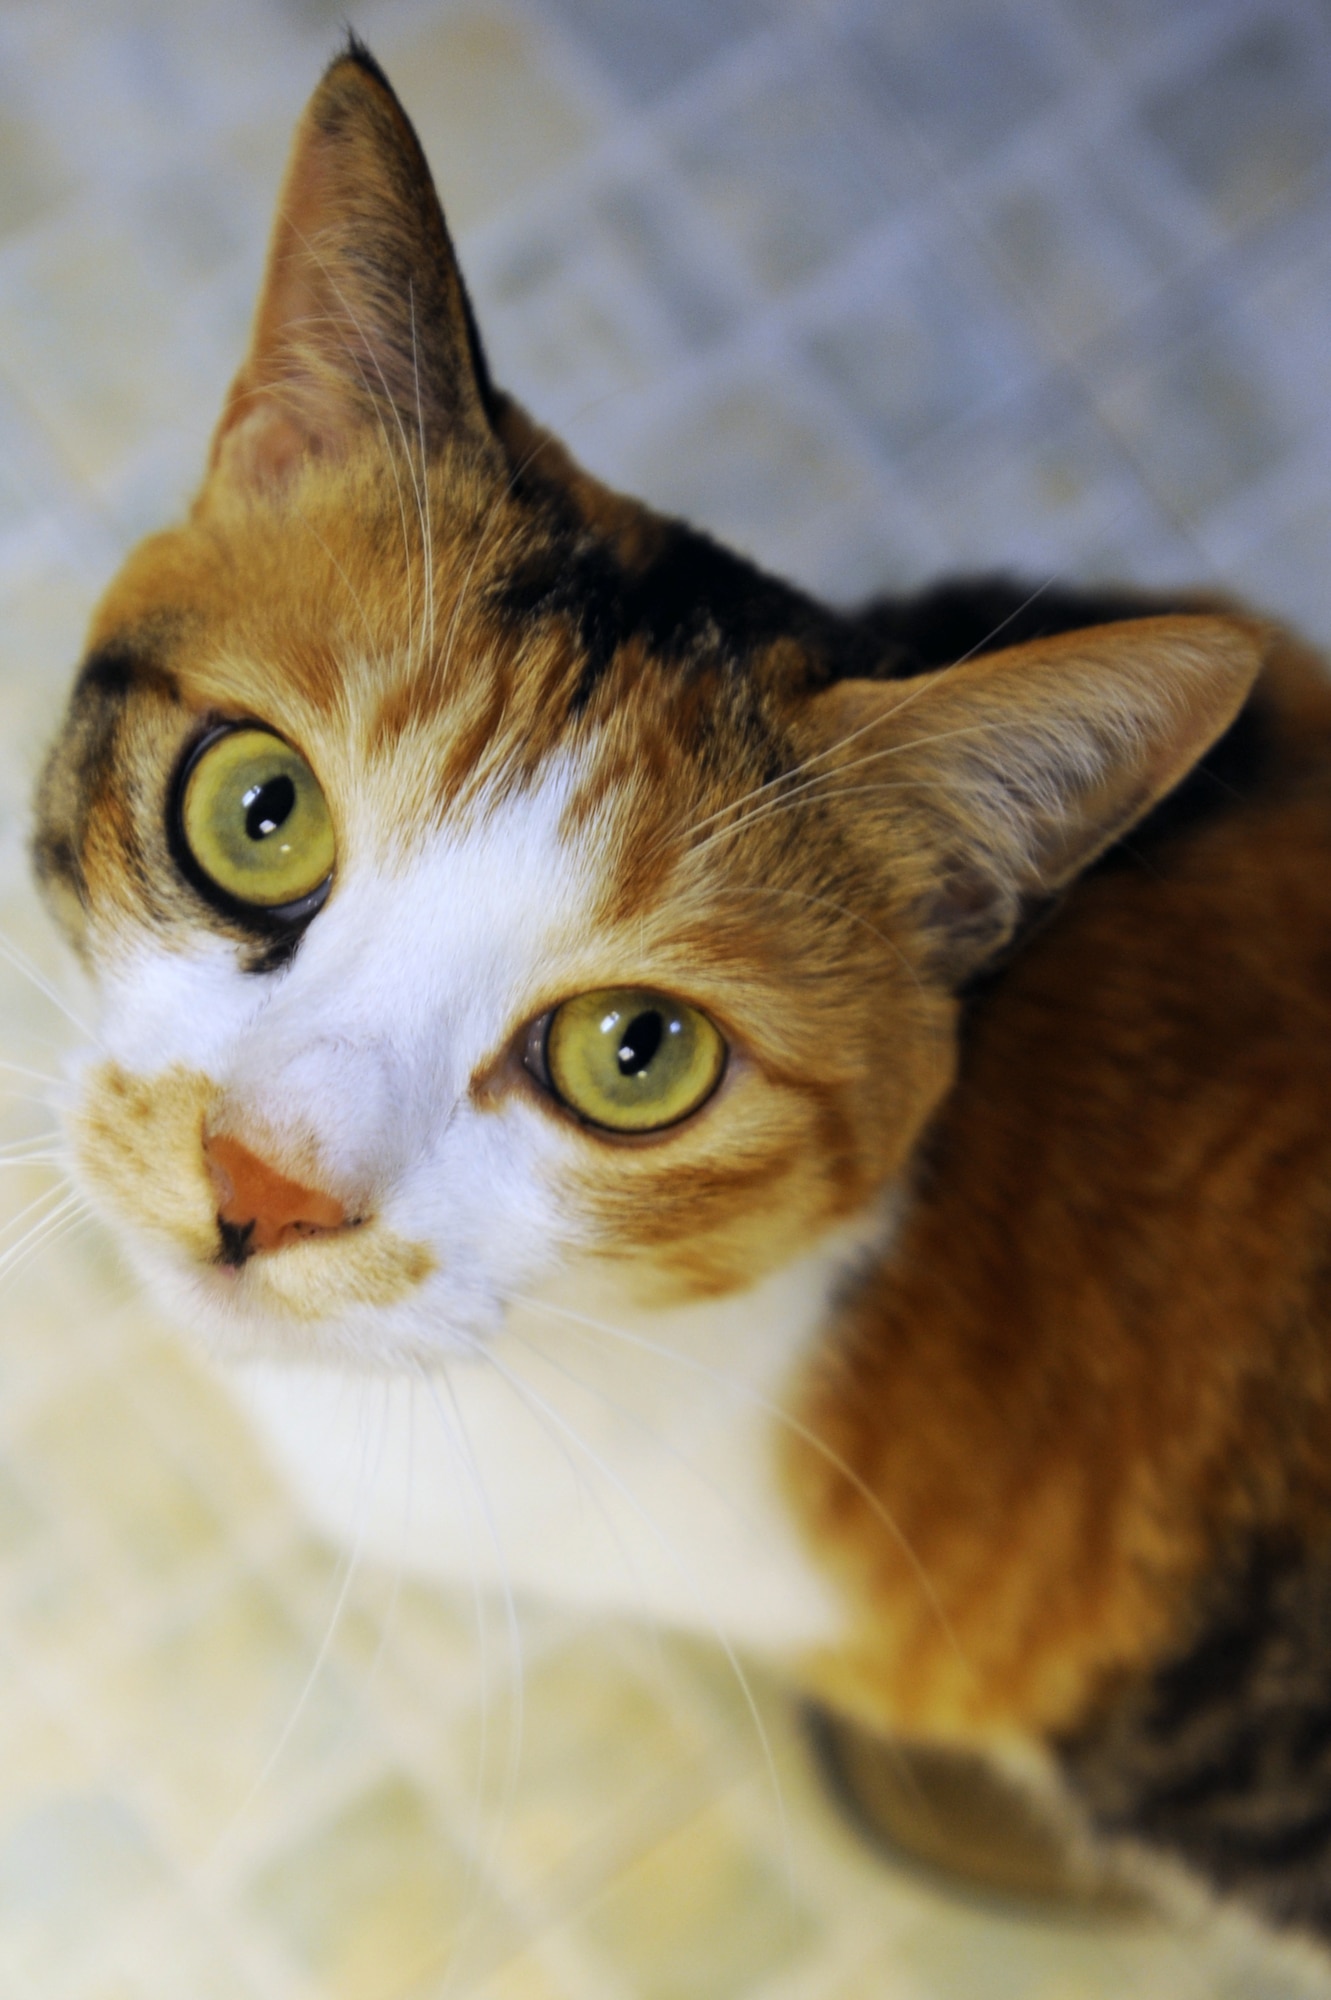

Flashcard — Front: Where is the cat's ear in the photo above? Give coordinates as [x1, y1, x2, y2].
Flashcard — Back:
[204, 39, 500, 496]
[803, 614, 1267, 984]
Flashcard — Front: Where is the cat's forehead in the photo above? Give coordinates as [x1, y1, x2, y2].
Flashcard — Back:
[36, 482, 812, 980]
[86, 464, 797, 825]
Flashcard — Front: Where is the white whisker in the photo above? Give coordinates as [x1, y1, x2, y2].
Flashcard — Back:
[203, 1373, 391, 1869]
[0, 1188, 90, 1293]
[413, 1355, 533, 1992]
[290, 502, 391, 683]
[0, 1057, 66, 1088]
[682, 714, 1027, 870]
[0, 933, 98, 1045]
[470, 1337, 792, 1877]
[409, 281, 437, 682]
[281, 226, 430, 673]
[510, 1290, 969, 1681]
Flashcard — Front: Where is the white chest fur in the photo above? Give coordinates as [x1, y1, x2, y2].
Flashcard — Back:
[231, 1238, 863, 1658]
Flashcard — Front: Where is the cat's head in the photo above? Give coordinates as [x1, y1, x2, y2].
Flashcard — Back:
[31, 43, 1263, 1366]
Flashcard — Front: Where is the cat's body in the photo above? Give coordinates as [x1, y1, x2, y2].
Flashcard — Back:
[32, 38, 1331, 1951]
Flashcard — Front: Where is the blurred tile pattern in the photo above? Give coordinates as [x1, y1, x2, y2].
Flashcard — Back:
[3, 0, 1331, 1995]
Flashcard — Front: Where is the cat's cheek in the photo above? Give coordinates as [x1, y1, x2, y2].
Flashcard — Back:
[70, 1059, 220, 1265]
[95, 939, 273, 1077]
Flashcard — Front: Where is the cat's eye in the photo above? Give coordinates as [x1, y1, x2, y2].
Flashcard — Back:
[536, 988, 726, 1135]
[177, 727, 335, 914]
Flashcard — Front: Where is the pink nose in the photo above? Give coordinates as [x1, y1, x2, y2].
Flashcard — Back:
[204, 1130, 346, 1263]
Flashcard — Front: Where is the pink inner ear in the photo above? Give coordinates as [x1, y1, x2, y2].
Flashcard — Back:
[211, 402, 316, 492]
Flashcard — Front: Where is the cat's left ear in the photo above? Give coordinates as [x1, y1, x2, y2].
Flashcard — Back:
[800, 613, 1268, 984]
[204, 39, 500, 497]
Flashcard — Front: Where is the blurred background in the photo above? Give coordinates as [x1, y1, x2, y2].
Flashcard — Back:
[2, 0, 1331, 1995]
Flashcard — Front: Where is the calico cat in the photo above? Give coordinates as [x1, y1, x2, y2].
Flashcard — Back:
[32, 36, 1331, 1950]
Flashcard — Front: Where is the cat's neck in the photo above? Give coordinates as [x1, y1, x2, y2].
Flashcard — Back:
[230, 1198, 900, 1655]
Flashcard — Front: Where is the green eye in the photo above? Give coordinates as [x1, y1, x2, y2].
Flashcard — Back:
[542, 988, 726, 1134]
[178, 727, 335, 911]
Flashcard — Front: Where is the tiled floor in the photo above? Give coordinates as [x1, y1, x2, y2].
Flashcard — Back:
[4, 0, 1331, 1994]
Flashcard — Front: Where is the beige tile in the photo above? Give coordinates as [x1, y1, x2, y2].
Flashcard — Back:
[0, 1788, 168, 1980]
[105, 1571, 356, 1842]
[246, 1772, 481, 1998]
[459, 1950, 578, 2000]
[120, 1333, 289, 1527]
[66, 1901, 263, 2000]
[577, 1796, 821, 2000]
[439, 1629, 716, 1891]
[0, 1691, 86, 1821]
[6, 1525, 128, 1668]
[0, 1454, 44, 1561]
[23, 1376, 226, 1586]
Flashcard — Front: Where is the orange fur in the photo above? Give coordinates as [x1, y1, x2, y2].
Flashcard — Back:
[786, 630, 1331, 1743]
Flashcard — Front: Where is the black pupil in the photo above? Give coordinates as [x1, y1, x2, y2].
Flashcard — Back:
[243, 774, 296, 842]
[617, 1010, 664, 1077]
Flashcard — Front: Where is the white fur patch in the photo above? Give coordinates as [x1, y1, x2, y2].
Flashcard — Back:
[94, 756, 604, 1360]
[231, 1224, 884, 1654]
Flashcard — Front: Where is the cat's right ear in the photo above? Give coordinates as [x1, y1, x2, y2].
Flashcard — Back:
[799, 614, 1268, 985]
[202, 39, 500, 500]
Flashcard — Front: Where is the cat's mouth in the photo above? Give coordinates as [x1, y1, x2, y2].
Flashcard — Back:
[74, 1058, 437, 1331]
[195, 1220, 436, 1324]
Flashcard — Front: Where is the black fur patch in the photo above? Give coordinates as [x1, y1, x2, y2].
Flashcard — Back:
[850, 576, 1184, 678]
[242, 931, 306, 977]
[31, 642, 177, 917]
[500, 516, 855, 710]
[75, 643, 179, 704]
[1058, 1535, 1331, 1934]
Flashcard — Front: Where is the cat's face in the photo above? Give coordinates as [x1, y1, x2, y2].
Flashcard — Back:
[31, 48, 1261, 1370]
[37, 437, 953, 1365]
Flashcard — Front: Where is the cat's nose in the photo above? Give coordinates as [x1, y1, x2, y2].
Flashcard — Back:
[203, 1131, 347, 1265]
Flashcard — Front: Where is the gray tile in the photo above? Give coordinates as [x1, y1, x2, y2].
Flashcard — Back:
[844, 4, 1063, 167]
[593, 183, 738, 347]
[804, 235, 1035, 457]
[981, 139, 1189, 359]
[0, 102, 76, 241]
[1230, 494, 1331, 648]
[1143, 18, 1331, 231]
[132, 165, 247, 285]
[1094, 296, 1293, 524]
[618, 377, 877, 565]
[784, 490, 948, 607]
[0, 383, 74, 549]
[542, 0, 786, 102]
[1241, 238, 1331, 432]
[478, 177, 738, 423]
[670, 56, 922, 293]
[904, 380, 1181, 577]
[1064, 0, 1212, 56]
